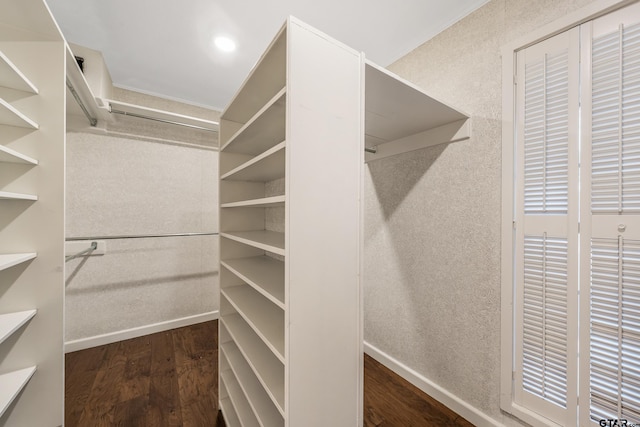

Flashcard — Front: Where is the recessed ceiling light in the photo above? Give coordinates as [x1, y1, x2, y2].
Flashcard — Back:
[214, 36, 236, 52]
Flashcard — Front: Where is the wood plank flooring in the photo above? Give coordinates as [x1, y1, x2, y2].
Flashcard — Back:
[65, 320, 473, 426]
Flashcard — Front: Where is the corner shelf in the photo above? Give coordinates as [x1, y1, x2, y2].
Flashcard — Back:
[0, 191, 37, 201]
[0, 253, 36, 271]
[0, 310, 37, 345]
[221, 231, 285, 256]
[0, 145, 37, 165]
[221, 257, 285, 308]
[222, 285, 284, 362]
[222, 340, 284, 423]
[0, 366, 37, 419]
[220, 142, 285, 182]
[221, 316, 284, 411]
[364, 60, 470, 162]
[221, 196, 285, 209]
[0, 51, 38, 94]
[0, 98, 38, 129]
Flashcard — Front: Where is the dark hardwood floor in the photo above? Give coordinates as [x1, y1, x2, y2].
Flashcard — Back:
[65, 320, 473, 426]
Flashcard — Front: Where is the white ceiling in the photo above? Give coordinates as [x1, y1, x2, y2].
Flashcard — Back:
[46, 0, 488, 111]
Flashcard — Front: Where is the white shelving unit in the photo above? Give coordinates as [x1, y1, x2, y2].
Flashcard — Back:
[0, 0, 66, 425]
[218, 16, 470, 427]
[218, 17, 363, 427]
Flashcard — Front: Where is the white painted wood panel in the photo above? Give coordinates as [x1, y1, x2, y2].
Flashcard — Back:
[221, 196, 285, 208]
[221, 231, 285, 256]
[0, 51, 37, 93]
[0, 310, 36, 345]
[0, 98, 38, 129]
[0, 145, 37, 164]
[0, 253, 36, 271]
[285, 17, 362, 426]
[0, 191, 37, 201]
[0, 367, 36, 419]
[221, 142, 285, 182]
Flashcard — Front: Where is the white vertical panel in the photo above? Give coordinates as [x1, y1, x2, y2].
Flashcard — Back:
[286, 17, 362, 427]
[514, 26, 579, 427]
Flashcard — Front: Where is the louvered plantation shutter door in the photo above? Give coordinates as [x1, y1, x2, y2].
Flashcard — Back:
[514, 27, 579, 426]
[581, 3, 640, 425]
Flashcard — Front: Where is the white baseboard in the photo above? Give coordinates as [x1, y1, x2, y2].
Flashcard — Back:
[64, 311, 219, 353]
[364, 341, 505, 427]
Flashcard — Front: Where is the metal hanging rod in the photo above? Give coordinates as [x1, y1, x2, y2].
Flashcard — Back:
[66, 78, 98, 127]
[65, 241, 97, 262]
[110, 108, 218, 132]
[365, 147, 377, 154]
[65, 232, 219, 241]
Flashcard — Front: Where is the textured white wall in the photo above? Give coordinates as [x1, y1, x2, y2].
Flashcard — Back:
[364, 0, 598, 423]
[65, 89, 220, 343]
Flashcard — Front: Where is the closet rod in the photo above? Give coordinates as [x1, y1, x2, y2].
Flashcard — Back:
[66, 78, 98, 127]
[110, 108, 217, 132]
[365, 147, 377, 154]
[66, 232, 218, 241]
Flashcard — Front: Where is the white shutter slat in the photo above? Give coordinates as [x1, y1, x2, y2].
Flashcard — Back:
[592, 22, 640, 214]
[516, 27, 578, 425]
[590, 237, 640, 421]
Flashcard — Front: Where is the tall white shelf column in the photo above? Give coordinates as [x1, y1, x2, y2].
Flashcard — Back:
[0, 0, 65, 426]
[218, 17, 363, 427]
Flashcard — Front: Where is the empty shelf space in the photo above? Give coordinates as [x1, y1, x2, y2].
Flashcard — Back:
[221, 231, 285, 256]
[221, 196, 285, 209]
[221, 369, 260, 427]
[0, 51, 38, 94]
[0, 253, 36, 271]
[223, 27, 286, 125]
[0, 366, 36, 419]
[221, 141, 285, 182]
[221, 88, 286, 155]
[0, 191, 37, 201]
[221, 315, 284, 409]
[0, 98, 38, 129]
[220, 389, 241, 427]
[222, 341, 284, 422]
[0, 145, 37, 165]
[222, 285, 284, 361]
[0, 310, 36, 345]
[221, 256, 284, 308]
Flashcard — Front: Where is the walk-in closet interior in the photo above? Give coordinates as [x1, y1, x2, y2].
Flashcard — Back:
[2, 0, 640, 426]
